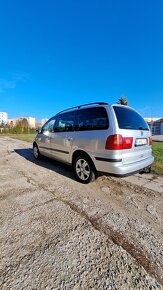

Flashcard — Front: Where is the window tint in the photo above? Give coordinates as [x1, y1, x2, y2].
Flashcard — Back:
[42, 118, 55, 133]
[76, 107, 109, 131]
[113, 106, 149, 130]
[54, 111, 75, 132]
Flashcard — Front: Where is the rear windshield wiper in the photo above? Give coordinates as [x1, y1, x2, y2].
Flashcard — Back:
[138, 127, 149, 131]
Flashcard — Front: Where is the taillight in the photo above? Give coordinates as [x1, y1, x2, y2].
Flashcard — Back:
[123, 137, 134, 149]
[105, 134, 133, 150]
[149, 136, 152, 146]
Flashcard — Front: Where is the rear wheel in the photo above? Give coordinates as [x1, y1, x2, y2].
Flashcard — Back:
[73, 155, 96, 184]
[33, 144, 40, 160]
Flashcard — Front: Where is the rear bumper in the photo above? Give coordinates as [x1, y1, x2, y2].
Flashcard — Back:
[94, 155, 154, 176]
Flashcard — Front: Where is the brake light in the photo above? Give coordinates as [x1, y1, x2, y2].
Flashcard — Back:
[123, 137, 133, 149]
[105, 134, 133, 150]
[149, 136, 152, 145]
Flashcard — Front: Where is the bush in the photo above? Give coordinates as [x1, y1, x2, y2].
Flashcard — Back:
[0, 126, 36, 134]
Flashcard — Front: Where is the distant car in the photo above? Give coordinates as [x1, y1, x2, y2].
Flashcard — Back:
[33, 102, 154, 183]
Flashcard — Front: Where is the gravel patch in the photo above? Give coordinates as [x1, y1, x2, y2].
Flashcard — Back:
[0, 137, 162, 289]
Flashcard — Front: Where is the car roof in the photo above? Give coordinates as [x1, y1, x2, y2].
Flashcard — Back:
[56, 102, 110, 115]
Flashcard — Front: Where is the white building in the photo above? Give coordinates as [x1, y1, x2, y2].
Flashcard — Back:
[145, 117, 163, 135]
[8, 117, 36, 128]
[0, 112, 8, 125]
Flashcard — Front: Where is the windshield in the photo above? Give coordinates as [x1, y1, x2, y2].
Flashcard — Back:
[113, 106, 149, 131]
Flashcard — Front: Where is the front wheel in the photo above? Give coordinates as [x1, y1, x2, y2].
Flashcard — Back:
[73, 155, 96, 184]
[33, 144, 40, 160]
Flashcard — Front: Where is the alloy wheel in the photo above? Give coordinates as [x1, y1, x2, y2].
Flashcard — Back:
[75, 158, 91, 181]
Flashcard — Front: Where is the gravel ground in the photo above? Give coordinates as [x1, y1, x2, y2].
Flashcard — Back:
[0, 137, 163, 290]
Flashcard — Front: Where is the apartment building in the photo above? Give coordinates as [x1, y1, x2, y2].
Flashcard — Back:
[145, 117, 163, 135]
[8, 117, 36, 128]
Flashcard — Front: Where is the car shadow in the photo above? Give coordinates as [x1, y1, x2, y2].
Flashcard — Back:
[14, 148, 76, 181]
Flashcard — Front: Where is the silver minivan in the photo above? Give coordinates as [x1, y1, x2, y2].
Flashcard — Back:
[33, 102, 154, 183]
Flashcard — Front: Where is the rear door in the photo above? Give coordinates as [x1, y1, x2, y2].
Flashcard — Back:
[113, 106, 152, 165]
[74, 106, 110, 155]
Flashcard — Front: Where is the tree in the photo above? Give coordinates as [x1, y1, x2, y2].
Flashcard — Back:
[0, 120, 5, 128]
[21, 118, 28, 128]
[117, 96, 128, 106]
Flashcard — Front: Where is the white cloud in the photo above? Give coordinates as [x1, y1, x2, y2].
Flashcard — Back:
[12, 71, 31, 81]
[0, 72, 30, 93]
[0, 79, 16, 93]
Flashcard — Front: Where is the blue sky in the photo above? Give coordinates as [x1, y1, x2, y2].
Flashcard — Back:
[0, 0, 163, 121]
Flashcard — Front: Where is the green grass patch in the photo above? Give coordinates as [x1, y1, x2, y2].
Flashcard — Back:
[7, 134, 35, 142]
[152, 141, 163, 175]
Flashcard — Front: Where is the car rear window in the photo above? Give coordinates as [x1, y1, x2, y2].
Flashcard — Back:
[113, 106, 149, 130]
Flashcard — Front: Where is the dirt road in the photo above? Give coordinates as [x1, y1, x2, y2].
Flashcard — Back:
[0, 137, 163, 289]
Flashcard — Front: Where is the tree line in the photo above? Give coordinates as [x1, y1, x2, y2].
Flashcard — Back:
[0, 119, 36, 134]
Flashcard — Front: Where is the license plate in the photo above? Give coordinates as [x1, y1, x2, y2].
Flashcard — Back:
[135, 138, 147, 146]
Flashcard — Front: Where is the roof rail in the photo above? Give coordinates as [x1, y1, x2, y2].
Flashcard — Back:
[57, 102, 108, 115]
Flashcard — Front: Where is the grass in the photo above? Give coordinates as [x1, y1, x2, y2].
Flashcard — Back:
[13, 134, 35, 142]
[1, 134, 163, 175]
[152, 141, 163, 175]
[11, 134, 35, 142]
[0, 134, 35, 142]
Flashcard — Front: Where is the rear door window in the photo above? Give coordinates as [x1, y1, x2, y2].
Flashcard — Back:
[76, 107, 109, 131]
[113, 106, 149, 130]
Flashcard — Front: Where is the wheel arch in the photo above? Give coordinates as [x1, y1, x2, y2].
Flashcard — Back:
[33, 141, 38, 148]
[72, 149, 97, 171]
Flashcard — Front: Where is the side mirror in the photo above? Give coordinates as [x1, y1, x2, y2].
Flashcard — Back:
[35, 128, 42, 134]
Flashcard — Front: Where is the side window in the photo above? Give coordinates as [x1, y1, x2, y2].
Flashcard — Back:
[76, 107, 109, 131]
[42, 118, 55, 133]
[54, 111, 75, 132]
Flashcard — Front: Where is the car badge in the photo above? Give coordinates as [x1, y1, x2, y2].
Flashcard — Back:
[141, 131, 143, 136]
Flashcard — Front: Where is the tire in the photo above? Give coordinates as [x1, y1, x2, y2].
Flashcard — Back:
[73, 155, 96, 184]
[33, 144, 40, 160]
